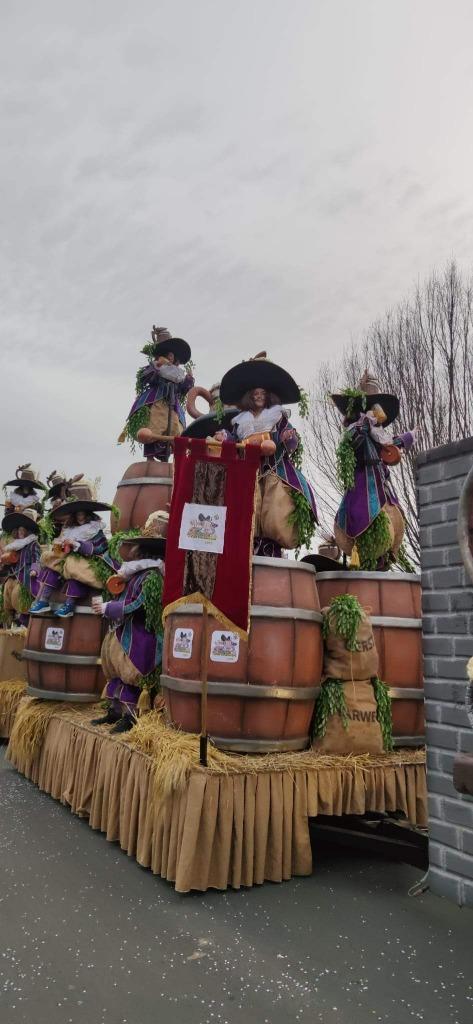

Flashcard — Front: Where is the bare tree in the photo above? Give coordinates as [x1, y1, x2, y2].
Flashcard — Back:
[304, 261, 473, 563]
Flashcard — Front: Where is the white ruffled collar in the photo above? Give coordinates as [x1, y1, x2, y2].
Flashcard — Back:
[5, 534, 38, 551]
[59, 520, 104, 543]
[118, 558, 165, 580]
[231, 405, 287, 440]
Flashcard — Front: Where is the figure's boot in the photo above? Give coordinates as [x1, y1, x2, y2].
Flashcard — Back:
[90, 704, 118, 726]
[110, 715, 134, 734]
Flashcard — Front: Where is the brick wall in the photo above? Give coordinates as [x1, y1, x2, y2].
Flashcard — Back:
[417, 436, 473, 907]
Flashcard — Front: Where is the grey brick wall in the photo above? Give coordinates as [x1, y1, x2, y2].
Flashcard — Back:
[417, 437, 473, 907]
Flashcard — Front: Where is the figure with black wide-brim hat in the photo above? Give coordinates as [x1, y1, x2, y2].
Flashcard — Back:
[330, 370, 416, 570]
[118, 325, 194, 461]
[3, 464, 46, 515]
[30, 476, 116, 618]
[90, 513, 166, 733]
[214, 353, 318, 556]
[0, 508, 41, 627]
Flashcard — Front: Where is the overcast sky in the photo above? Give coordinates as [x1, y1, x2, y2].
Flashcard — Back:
[2, 0, 473, 509]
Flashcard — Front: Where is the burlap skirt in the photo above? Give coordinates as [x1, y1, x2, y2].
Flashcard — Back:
[101, 630, 141, 687]
[255, 472, 299, 549]
[3, 578, 21, 615]
[62, 554, 102, 589]
[148, 400, 183, 440]
[334, 502, 405, 558]
[40, 550, 64, 572]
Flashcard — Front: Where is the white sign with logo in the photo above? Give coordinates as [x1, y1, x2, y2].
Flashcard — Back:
[172, 628, 194, 660]
[178, 503, 227, 554]
[210, 630, 240, 664]
[44, 627, 65, 652]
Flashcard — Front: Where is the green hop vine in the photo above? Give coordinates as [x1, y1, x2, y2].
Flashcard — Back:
[355, 510, 392, 571]
[322, 593, 363, 651]
[372, 676, 393, 750]
[312, 679, 349, 739]
[336, 430, 356, 490]
[107, 529, 141, 563]
[288, 491, 316, 550]
[142, 570, 164, 634]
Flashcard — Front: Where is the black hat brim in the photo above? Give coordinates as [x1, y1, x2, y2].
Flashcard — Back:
[52, 501, 112, 519]
[4, 478, 47, 491]
[2, 512, 40, 534]
[330, 393, 400, 427]
[301, 553, 345, 572]
[119, 536, 166, 557]
[151, 337, 191, 364]
[182, 408, 239, 439]
[48, 482, 67, 499]
[220, 360, 300, 406]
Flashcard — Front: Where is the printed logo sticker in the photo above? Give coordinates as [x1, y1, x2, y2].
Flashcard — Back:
[44, 627, 65, 652]
[210, 631, 240, 663]
[172, 628, 194, 659]
[178, 503, 227, 554]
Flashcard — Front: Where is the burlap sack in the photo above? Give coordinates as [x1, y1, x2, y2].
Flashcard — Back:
[384, 502, 405, 556]
[62, 554, 102, 589]
[2, 578, 20, 615]
[257, 472, 299, 549]
[101, 630, 141, 687]
[148, 399, 183, 440]
[40, 549, 65, 572]
[322, 606, 379, 681]
[313, 680, 383, 754]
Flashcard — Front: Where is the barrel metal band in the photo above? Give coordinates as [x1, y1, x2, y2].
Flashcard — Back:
[392, 735, 425, 747]
[161, 674, 320, 701]
[388, 687, 424, 700]
[371, 616, 422, 628]
[23, 650, 102, 666]
[117, 477, 172, 487]
[168, 604, 322, 623]
[26, 685, 100, 703]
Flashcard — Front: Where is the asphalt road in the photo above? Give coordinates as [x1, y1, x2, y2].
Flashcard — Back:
[1, 747, 472, 1024]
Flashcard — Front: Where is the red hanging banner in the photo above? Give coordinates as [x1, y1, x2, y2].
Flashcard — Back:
[162, 437, 260, 637]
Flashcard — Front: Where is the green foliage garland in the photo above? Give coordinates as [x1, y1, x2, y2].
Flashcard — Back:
[39, 513, 56, 545]
[291, 441, 303, 471]
[298, 387, 309, 419]
[322, 593, 363, 651]
[312, 679, 349, 739]
[213, 397, 225, 425]
[123, 406, 150, 452]
[107, 529, 141, 563]
[341, 386, 367, 419]
[142, 571, 164, 634]
[336, 430, 356, 490]
[372, 676, 393, 751]
[288, 491, 316, 550]
[19, 583, 33, 613]
[139, 666, 162, 694]
[355, 510, 392, 571]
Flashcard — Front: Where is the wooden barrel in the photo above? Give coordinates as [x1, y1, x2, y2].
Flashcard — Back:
[316, 571, 424, 747]
[111, 461, 173, 533]
[23, 598, 105, 702]
[162, 556, 324, 752]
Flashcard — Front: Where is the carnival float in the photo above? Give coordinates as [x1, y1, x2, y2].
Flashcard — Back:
[0, 329, 427, 891]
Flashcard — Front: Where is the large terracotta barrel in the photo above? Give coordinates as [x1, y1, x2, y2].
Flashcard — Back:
[162, 556, 324, 753]
[23, 598, 106, 702]
[111, 461, 173, 533]
[316, 571, 424, 746]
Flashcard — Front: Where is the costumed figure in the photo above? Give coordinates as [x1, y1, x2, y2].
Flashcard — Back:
[29, 478, 114, 618]
[215, 353, 318, 556]
[3, 464, 46, 515]
[0, 508, 41, 628]
[119, 325, 194, 461]
[331, 370, 416, 570]
[91, 513, 166, 733]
